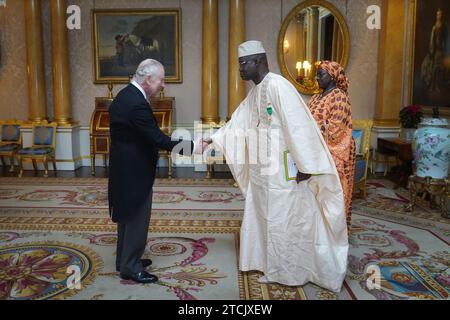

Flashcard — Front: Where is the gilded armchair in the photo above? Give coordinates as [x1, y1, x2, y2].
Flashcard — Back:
[0, 120, 22, 172]
[352, 120, 373, 198]
[17, 121, 57, 177]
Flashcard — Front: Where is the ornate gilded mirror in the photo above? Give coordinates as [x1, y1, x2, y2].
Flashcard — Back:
[278, 0, 350, 94]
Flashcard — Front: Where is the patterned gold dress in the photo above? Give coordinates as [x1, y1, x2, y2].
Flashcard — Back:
[309, 73, 356, 230]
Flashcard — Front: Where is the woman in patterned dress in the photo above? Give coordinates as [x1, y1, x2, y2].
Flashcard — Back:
[308, 60, 356, 231]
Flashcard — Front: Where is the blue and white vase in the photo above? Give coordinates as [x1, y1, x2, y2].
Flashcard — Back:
[412, 118, 450, 179]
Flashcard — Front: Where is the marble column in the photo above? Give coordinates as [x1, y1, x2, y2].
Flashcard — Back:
[201, 0, 220, 124]
[227, 0, 246, 120]
[24, 0, 47, 123]
[50, 0, 72, 125]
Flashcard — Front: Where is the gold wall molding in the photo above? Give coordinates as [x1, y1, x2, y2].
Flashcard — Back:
[373, 119, 400, 127]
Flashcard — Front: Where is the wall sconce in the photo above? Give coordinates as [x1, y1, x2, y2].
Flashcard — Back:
[303, 60, 311, 77]
[283, 40, 290, 54]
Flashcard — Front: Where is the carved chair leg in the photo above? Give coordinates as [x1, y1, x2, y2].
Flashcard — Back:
[52, 156, 57, 173]
[18, 156, 23, 178]
[168, 155, 172, 178]
[405, 181, 417, 212]
[206, 164, 212, 179]
[441, 195, 449, 218]
[43, 159, 49, 178]
[429, 194, 438, 210]
[9, 155, 15, 172]
[32, 159, 38, 173]
[91, 154, 95, 176]
[383, 155, 388, 176]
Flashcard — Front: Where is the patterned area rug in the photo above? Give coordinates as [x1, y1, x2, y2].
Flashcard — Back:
[0, 177, 448, 300]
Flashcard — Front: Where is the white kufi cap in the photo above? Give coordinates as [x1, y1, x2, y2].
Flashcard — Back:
[238, 40, 266, 58]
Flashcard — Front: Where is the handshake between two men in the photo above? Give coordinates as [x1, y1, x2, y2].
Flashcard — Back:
[193, 137, 213, 155]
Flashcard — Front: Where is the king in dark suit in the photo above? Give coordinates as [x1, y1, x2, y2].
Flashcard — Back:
[108, 59, 204, 284]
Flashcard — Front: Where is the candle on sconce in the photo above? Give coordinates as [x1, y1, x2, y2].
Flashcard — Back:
[295, 61, 302, 78]
[303, 61, 311, 77]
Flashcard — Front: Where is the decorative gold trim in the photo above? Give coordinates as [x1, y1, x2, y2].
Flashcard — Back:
[53, 118, 72, 126]
[20, 122, 80, 129]
[92, 8, 182, 84]
[201, 116, 221, 124]
[407, 0, 416, 106]
[15, 157, 82, 164]
[95, 115, 110, 132]
[277, 0, 351, 95]
[353, 120, 373, 155]
[373, 119, 400, 127]
[29, 117, 48, 124]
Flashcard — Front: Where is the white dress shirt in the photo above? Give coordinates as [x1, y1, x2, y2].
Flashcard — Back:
[131, 81, 147, 100]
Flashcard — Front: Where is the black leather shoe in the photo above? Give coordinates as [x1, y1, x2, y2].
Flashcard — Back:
[120, 270, 158, 284]
[116, 259, 152, 272]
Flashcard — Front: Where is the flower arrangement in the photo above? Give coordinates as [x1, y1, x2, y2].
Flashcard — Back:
[399, 104, 423, 128]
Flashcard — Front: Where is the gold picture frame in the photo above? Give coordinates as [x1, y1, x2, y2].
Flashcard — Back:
[407, 0, 450, 116]
[277, 0, 350, 95]
[92, 8, 182, 84]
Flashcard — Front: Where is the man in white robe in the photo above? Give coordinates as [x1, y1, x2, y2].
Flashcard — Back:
[204, 40, 349, 292]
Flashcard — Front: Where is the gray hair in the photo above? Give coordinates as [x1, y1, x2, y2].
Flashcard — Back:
[132, 59, 163, 84]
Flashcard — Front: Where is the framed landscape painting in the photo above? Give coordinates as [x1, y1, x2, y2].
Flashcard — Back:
[92, 8, 182, 84]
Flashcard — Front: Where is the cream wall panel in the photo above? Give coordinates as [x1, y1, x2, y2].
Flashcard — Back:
[0, 0, 29, 121]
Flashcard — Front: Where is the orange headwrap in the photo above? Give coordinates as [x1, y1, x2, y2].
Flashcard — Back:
[319, 61, 349, 93]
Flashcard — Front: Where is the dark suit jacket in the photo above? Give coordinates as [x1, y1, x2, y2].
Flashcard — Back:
[108, 84, 193, 223]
